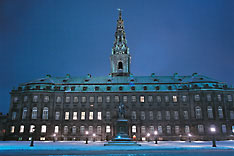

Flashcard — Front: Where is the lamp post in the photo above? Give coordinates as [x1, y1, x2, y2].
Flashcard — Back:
[85, 131, 89, 144]
[147, 133, 150, 142]
[53, 133, 56, 142]
[93, 133, 96, 142]
[210, 127, 216, 147]
[154, 131, 158, 144]
[188, 133, 192, 143]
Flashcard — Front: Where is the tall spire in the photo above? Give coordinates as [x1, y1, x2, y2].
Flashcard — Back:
[112, 9, 129, 55]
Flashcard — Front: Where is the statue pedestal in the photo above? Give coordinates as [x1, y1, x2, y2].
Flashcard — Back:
[104, 119, 141, 146]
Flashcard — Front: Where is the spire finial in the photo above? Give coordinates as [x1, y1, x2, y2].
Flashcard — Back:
[117, 8, 122, 19]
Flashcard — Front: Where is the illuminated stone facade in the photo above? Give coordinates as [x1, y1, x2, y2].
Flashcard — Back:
[7, 11, 234, 141]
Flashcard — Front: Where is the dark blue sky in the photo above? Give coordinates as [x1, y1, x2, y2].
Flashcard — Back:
[0, 0, 234, 114]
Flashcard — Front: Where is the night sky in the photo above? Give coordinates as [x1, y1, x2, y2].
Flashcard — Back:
[0, 0, 234, 114]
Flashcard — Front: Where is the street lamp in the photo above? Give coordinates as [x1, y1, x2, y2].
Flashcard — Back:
[93, 133, 96, 142]
[85, 131, 89, 144]
[210, 127, 216, 147]
[188, 133, 192, 143]
[53, 133, 56, 142]
[147, 133, 150, 142]
[154, 131, 158, 144]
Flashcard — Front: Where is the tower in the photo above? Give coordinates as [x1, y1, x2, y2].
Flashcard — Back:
[110, 9, 131, 77]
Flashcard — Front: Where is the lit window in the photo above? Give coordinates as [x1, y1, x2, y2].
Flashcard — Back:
[175, 126, 180, 134]
[12, 112, 16, 120]
[30, 125, 35, 133]
[114, 96, 119, 103]
[131, 111, 136, 120]
[132, 125, 137, 133]
[156, 96, 161, 102]
[149, 111, 153, 120]
[81, 96, 86, 103]
[72, 126, 76, 134]
[195, 106, 202, 119]
[64, 126, 68, 134]
[56, 96, 62, 103]
[182, 95, 187, 102]
[65, 96, 71, 103]
[89, 96, 94, 103]
[81, 112, 85, 120]
[165, 111, 170, 120]
[106, 125, 111, 133]
[89, 126, 93, 133]
[157, 111, 162, 120]
[172, 96, 177, 102]
[65, 112, 69, 120]
[207, 94, 212, 101]
[183, 111, 189, 120]
[89, 112, 93, 120]
[198, 125, 204, 133]
[40, 137, 45, 141]
[194, 94, 200, 101]
[42, 107, 48, 120]
[10, 126, 15, 133]
[222, 125, 227, 133]
[41, 125, 46, 133]
[106, 96, 111, 103]
[19, 125, 24, 133]
[123, 96, 128, 103]
[32, 107, 37, 119]
[207, 106, 213, 119]
[148, 96, 153, 103]
[166, 125, 171, 134]
[80, 126, 85, 134]
[97, 126, 102, 134]
[54, 126, 59, 133]
[97, 112, 102, 120]
[141, 126, 146, 134]
[158, 126, 163, 134]
[227, 95, 232, 102]
[140, 111, 145, 120]
[55, 112, 60, 120]
[217, 94, 222, 102]
[218, 106, 223, 119]
[73, 112, 77, 120]
[106, 111, 111, 120]
[164, 96, 169, 102]
[140, 96, 145, 103]
[23, 96, 28, 102]
[33, 96, 38, 102]
[73, 96, 78, 103]
[44, 96, 49, 103]
[97, 96, 102, 103]
[174, 111, 179, 120]
[22, 107, 27, 119]
[185, 125, 190, 134]
[131, 96, 136, 102]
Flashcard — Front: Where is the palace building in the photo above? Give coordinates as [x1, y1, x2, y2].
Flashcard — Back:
[7, 11, 234, 141]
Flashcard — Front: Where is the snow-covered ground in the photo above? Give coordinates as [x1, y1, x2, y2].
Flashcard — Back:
[0, 140, 234, 151]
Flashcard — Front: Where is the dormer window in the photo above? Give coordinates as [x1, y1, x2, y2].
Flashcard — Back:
[119, 86, 123, 91]
[83, 87, 87, 91]
[131, 86, 135, 90]
[118, 62, 123, 70]
[95, 87, 99, 91]
[143, 86, 147, 90]
[107, 86, 111, 91]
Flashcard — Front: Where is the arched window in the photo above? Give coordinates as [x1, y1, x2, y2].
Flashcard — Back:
[218, 106, 223, 119]
[22, 107, 27, 119]
[207, 106, 213, 119]
[32, 107, 37, 119]
[195, 106, 202, 119]
[118, 62, 123, 70]
[42, 107, 48, 120]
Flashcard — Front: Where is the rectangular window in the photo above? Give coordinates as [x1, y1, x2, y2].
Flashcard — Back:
[10, 126, 15, 133]
[19, 125, 24, 133]
[64, 126, 68, 134]
[173, 96, 177, 102]
[149, 111, 153, 120]
[54, 126, 59, 133]
[41, 125, 46, 133]
[228, 95, 233, 102]
[183, 111, 189, 120]
[165, 96, 169, 102]
[106, 111, 111, 119]
[106, 96, 111, 103]
[149, 126, 154, 134]
[158, 126, 163, 134]
[33, 96, 38, 102]
[24, 96, 28, 102]
[73, 96, 78, 103]
[131, 96, 136, 102]
[72, 126, 76, 134]
[12, 112, 16, 120]
[175, 126, 180, 134]
[132, 125, 137, 133]
[131, 111, 136, 120]
[194, 94, 200, 101]
[157, 111, 162, 120]
[182, 95, 187, 102]
[185, 125, 190, 134]
[230, 111, 234, 120]
[65, 112, 69, 120]
[165, 111, 170, 120]
[89, 126, 93, 133]
[98, 112, 102, 120]
[80, 126, 85, 134]
[114, 96, 119, 103]
[97, 96, 102, 103]
[55, 112, 60, 120]
[13, 97, 18, 103]
[140, 96, 145, 103]
[22, 108, 27, 119]
[166, 126, 171, 134]
[217, 94, 222, 102]
[141, 126, 146, 134]
[174, 111, 179, 120]
[106, 125, 111, 133]
[89, 96, 94, 103]
[44, 96, 49, 103]
[148, 96, 153, 103]
[89, 112, 93, 120]
[222, 125, 227, 133]
[81, 96, 86, 103]
[123, 96, 128, 103]
[198, 125, 204, 133]
[207, 94, 212, 101]
[30, 125, 35, 133]
[156, 96, 161, 102]
[81, 112, 85, 120]
[73, 112, 77, 120]
[97, 126, 102, 134]
[140, 111, 145, 120]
